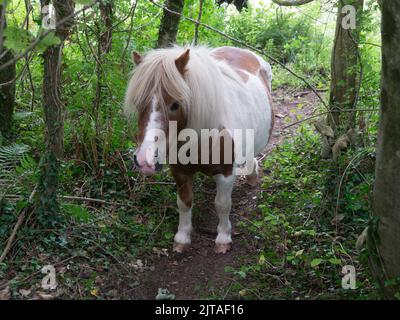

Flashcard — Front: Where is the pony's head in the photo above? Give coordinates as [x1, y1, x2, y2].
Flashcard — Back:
[124, 48, 191, 175]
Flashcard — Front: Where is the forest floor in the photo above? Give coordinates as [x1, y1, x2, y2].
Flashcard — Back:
[0, 88, 329, 301]
[120, 88, 320, 300]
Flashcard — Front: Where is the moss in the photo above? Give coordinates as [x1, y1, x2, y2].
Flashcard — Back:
[35, 151, 62, 227]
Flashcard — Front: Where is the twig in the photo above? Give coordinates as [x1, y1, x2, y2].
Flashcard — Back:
[0, 187, 36, 264]
[0, 254, 78, 291]
[121, 0, 138, 64]
[0, 1, 99, 72]
[282, 108, 379, 130]
[194, 0, 204, 45]
[60, 195, 138, 209]
[334, 150, 369, 233]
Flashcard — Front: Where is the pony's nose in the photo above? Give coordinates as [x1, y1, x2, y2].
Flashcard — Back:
[133, 154, 141, 169]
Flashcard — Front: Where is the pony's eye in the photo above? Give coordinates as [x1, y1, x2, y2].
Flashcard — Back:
[170, 102, 179, 112]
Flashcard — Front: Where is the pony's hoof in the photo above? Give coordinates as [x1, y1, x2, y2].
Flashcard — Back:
[173, 242, 190, 253]
[214, 243, 232, 254]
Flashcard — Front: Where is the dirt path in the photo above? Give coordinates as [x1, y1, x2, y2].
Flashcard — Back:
[128, 89, 319, 300]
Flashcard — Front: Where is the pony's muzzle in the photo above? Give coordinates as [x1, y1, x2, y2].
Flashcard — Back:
[131, 147, 162, 175]
[133, 154, 140, 169]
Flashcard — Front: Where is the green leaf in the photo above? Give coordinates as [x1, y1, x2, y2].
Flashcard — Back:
[36, 31, 61, 52]
[164, 231, 174, 240]
[62, 204, 90, 222]
[3, 27, 34, 53]
[13, 112, 35, 121]
[328, 258, 342, 265]
[310, 258, 323, 268]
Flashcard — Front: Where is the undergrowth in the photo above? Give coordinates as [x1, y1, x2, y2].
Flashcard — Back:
[223, 125, 378, 300]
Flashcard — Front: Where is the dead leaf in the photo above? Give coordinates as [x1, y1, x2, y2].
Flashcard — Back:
[153, 247, 169, 257]
[132, 215, 144, 224]
[95, 276, 103, 285]
[0, 286, 11, 300]
[19, 289, 31, 298]
[32, 292, 55, 300]
[356, 227, 369, 251]
[90, 288, 100, 298]
[132, 259, 144, 272]
[331, 214, 345, 225]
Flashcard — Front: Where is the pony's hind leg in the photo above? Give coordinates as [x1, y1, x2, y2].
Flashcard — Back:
[246, 158, 259, 187]
[214, 174, 236, 254]
[171, 169, 193, 253]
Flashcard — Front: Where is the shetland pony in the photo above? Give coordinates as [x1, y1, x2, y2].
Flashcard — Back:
[125, 46, 274, 254]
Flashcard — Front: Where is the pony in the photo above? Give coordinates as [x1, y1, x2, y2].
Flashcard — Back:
[124, 46, 274, 254]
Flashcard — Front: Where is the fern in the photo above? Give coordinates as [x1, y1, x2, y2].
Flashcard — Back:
[0, 143, 31, 203]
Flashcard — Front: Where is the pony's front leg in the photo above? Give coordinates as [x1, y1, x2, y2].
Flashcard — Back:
[171, 168, 193, 253]
[214, 174, 236, 254]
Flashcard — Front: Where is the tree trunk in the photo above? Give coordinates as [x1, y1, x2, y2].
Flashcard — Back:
[371, 1, 400, 299]
[329, 0, 364, 130]
[41, 0, 74, 159]
[157, 0, 184, 48]
[36, 0, 74, 220]
[0, 3, 16, 137]
[100, 0, 113, 54]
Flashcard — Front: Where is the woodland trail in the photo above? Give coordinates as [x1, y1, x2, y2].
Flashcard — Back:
[126, 88, 320, 300]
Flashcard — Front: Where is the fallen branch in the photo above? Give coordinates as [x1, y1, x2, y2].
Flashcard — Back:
[282, 108, 379, 130]
[60, 195, 138, 209]
[0, 187, 36, 264]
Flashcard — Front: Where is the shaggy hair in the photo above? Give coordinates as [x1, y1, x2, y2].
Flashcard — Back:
[124, 46, 243, 130]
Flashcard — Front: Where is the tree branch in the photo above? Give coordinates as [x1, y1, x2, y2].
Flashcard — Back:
[271, 0, 314, 6]
[0, 1, 98, 72]
[149, 0, 328, 109]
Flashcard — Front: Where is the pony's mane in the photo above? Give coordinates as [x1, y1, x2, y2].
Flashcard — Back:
[124, 46, 242, 130]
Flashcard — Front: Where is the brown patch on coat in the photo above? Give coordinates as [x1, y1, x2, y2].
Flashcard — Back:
[212, 46, 261, 76]
[170, 129, 234, 178]
[171, 167, 193, 208]
[212, 47, 274, 139]
[136, 106, 151, 143]
[136, 88, 187, 145]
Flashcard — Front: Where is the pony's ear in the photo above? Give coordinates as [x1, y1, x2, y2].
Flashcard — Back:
[175, 49, 190, 75]
[132, 52, 143, 65]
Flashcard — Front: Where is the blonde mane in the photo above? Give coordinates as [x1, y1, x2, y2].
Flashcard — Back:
[124, 46, 243, 130]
